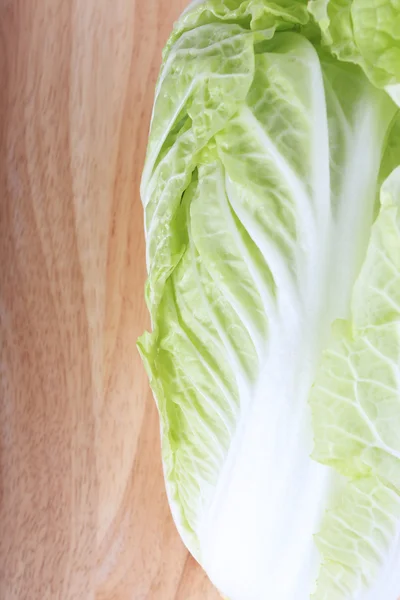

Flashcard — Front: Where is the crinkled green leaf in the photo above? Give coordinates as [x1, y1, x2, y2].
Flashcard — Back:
[311, 168, 400, 598]
[308, 0, 400, 100]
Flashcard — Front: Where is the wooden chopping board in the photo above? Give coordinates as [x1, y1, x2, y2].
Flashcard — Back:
[0, 1, 221, 598]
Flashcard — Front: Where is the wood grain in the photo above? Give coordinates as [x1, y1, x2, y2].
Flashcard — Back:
[0, 1, 221, 598]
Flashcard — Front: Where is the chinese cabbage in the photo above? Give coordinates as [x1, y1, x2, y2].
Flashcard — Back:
[138, 2, 400, 599]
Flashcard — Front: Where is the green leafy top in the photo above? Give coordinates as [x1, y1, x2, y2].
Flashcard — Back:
[309, 0, 400, 98]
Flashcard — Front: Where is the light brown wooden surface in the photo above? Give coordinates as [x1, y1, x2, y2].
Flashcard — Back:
[0, 1, 221, 598]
